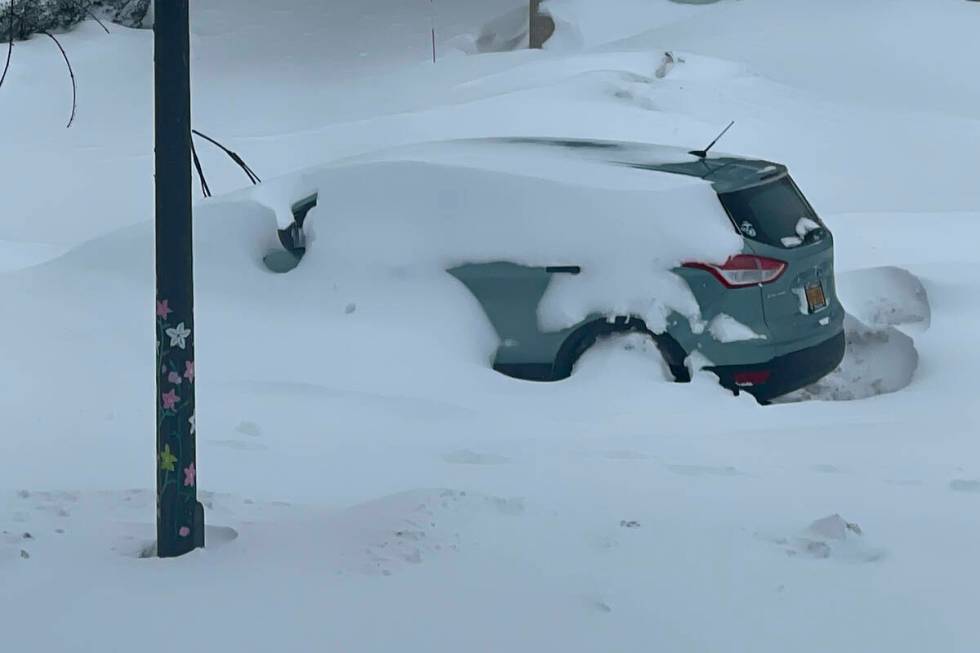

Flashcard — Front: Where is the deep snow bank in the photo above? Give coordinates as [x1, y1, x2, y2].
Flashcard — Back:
[615, 0, 980, 119]
[260, 140, 741, 333]
[837, 266, 930, 330]
[784, 315, 919, 403]
[0, 240, 66, 273]
[447, 5, 529, 54]
[782, 266, 929, 403]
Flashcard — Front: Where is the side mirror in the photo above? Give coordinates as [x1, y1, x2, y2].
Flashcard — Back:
[277, 222, 306, 253]
[263, 193, 318, 273]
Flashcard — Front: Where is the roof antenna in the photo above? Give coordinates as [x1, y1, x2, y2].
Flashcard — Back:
[690, 121, 735, 159]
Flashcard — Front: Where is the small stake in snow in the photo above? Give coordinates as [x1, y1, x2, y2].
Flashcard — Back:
[429, 0, 437, 63]
[154, 0, 205, 558]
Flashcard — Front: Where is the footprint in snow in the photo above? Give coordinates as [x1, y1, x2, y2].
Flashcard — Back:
[810, 464, 844, 474]
[667, 464, 739, 477]
[235, 421, 262, 438]
[583, 596, 613, 614]
[602, 450, 650, 461]
[950, 479, 980, 493]
[208, 439, 269, 451]
[443, 450, 511, 466]
[885, 479, 923, 487]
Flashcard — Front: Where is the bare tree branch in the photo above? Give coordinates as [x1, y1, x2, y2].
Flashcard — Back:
[78, 2, 110, 34]
[39, 30, 77, 128]
[0, 1, 117, 126]
[192, 129, 262, 184]
[0, 9, 13, 92]
[190, 138, 212, 198]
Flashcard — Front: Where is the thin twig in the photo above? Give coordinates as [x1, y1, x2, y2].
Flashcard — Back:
[40, 30, 77, 128]
[0, 10, 13, 91]
[191, 138, 212, 198]
[192, 129, 262, 184]
[78, 2, 110, 34]
[430, 0, 436, 63]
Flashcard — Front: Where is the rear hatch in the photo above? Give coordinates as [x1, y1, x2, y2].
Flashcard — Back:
[718, 175, 843, 346]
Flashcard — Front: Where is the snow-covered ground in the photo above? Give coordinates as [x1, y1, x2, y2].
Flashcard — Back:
[3, 1, 980, 650]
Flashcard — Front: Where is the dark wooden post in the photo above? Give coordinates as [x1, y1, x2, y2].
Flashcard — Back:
[154, 0, 204, 558]
[529, 0, 555, 49]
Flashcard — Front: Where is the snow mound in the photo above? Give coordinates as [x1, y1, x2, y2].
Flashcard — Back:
[265, 489, 525, 578]
[572, 332, 674, 381]
[837, 266, 931, 330]
[291, 141, 740, 334]
[783, 315, 918, 403]
[782, 266, 930, 403]
[0, 489, 242, 564]
[765, 514, 885, 563]
[448, 6, 529, 54]
[0, 240, 67, 273]
[1, 488, 524, 578]
[543, 0, 719, 51]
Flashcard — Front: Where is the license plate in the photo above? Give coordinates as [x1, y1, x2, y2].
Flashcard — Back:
[805, 282, 827, 312]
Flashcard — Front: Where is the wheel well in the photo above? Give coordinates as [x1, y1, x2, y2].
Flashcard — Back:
[553, 317, 690, 382]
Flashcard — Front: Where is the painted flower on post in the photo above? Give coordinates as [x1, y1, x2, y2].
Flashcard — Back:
[165, 323, 192, 350]
[179, 526, 190, 538]
[188, 413, 196, 434]
[184, 462, 196, 487]
[160, 445, 177, 472]
[184, 360, 195, 383]
[161, 389, 180, 410]
[168, 371, 183, 385]
[156, 299, 172, 319]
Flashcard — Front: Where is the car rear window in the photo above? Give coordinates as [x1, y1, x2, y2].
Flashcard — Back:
[718, 176, 824, 248]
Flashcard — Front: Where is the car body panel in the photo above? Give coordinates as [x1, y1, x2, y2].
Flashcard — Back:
[444, 141, 844, 397]
[749, 235, 845, 356]
[669, 262, 772, 366]
[448, 262, 571, 372]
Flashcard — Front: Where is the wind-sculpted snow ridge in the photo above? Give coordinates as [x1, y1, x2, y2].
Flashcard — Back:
[446, 5, 530, 55]
[1, 487, 524, 576]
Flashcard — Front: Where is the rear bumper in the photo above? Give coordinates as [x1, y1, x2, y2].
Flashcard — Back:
[710, 330, 846, 401]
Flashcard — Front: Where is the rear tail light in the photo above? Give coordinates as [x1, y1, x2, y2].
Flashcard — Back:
[733, 370, 772, 387]
[683, 255, 787, 288]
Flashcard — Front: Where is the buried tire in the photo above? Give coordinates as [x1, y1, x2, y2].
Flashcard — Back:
[553, 317, 690, 382]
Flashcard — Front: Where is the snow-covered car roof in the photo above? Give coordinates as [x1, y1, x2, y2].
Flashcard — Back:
[315, 137, 786, 196]
[316, 138, 710, 194]
[484, 137, 788, 194]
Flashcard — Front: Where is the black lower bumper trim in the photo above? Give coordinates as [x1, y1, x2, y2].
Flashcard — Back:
[711, 330, 846, 402]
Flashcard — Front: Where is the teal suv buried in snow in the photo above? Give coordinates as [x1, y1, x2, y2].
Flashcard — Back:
[272, 138, 845, 402]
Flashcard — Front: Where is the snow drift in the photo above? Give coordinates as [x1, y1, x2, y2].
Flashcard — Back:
[265, 140, 741, 333]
